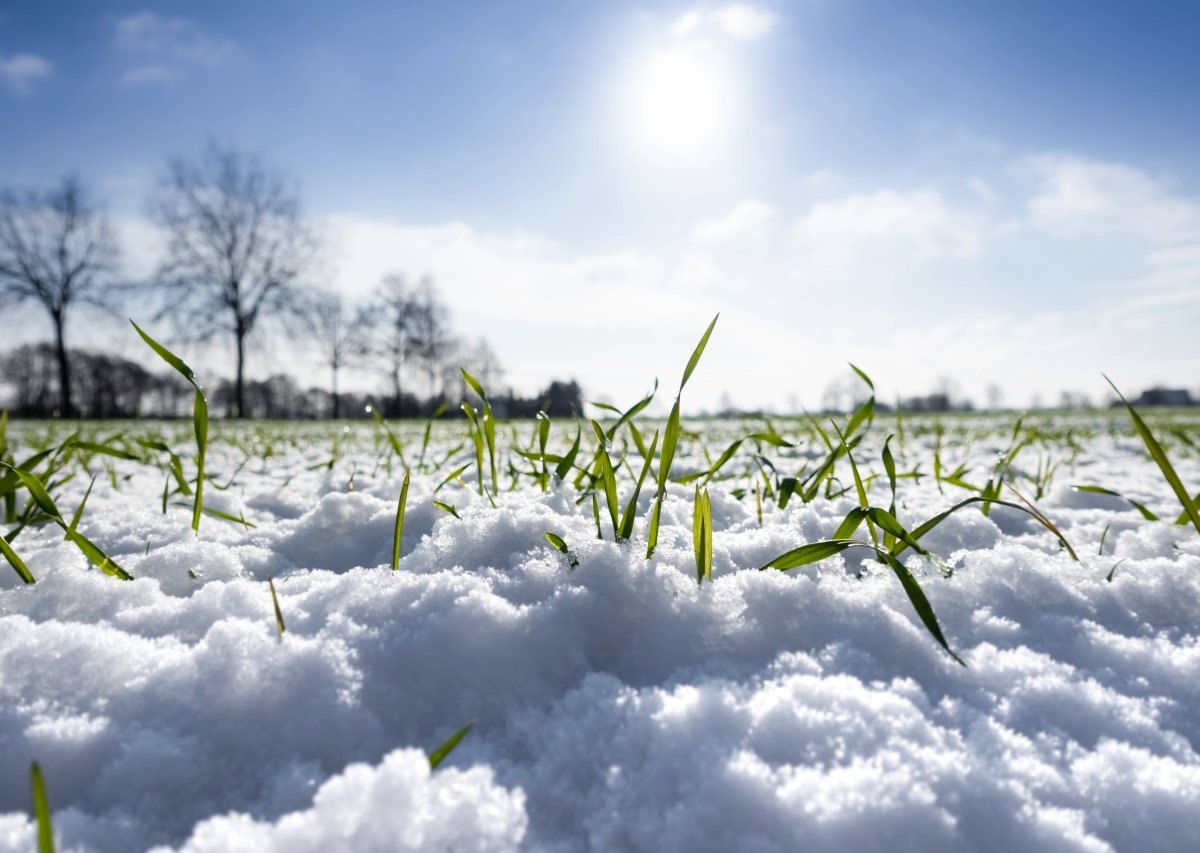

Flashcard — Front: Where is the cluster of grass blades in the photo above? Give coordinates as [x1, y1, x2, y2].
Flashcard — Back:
[1, 429, 133, 583]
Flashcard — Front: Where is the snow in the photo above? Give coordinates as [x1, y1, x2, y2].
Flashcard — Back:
[2, 418, 1200, 851]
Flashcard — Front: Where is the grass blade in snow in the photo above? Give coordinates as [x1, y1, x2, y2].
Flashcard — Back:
[1, 532, 34, 584]
[693, 485, 712, 584]
[392, 469, 410, 570]
[1106, 375, 1200, 536]
[759, 539, 963, 665]
[545, 532, 579, 568]
[648, 314, 718, 558]
[131, 321, 207, 534]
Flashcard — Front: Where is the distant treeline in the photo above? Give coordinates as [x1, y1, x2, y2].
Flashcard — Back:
[0, 343, 583, 420]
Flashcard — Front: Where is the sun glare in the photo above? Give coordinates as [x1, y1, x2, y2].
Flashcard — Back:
[626, 46, 736, 163]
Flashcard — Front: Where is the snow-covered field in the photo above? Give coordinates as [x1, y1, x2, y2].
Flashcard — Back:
[3, 410, 1200, 852]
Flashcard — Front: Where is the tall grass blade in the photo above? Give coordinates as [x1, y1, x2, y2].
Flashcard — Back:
[618, 430, 659, 541]
[131, 321, 207, 533]
[392, 469, 410, 571]
[30, 761, 54, 853]
[1106, 375, 1200, 536]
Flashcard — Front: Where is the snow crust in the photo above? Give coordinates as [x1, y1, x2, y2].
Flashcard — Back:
[2, 420, 1200, 851]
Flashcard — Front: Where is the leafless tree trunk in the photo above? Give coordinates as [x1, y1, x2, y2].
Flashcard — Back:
[0, 176, 120, 416]
[148, 143, 315, 417]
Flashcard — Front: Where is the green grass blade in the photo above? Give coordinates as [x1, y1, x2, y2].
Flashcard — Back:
[759, 539, 859, 570]
[4, 465, 62, 519]
[1, 533, 35, 584]
[64, 528, 133, 580]
[67, 475, 96, 536]
[545, 531, 579, 568]
[555, 424, 582, 482]
[646, 398, 681, 558]
[619, 430, 659, 541]
[428, 722, 473, 769]
[680, 314, 719, 391]
[591, 421, 621, 538]
[392, 469, 410, 571]
[1106, 375, 1200, 536]
[30, 761, 54, 853]
[432, 500, 461, 519]
[1073, 485, 1159, 521]
[460, 368, 488, 403]
[268, 578, 286, 637]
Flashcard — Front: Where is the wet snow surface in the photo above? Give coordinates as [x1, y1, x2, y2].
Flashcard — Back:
[3, 418, 1200, 852]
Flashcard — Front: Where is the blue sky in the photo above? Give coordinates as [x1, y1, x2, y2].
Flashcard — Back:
[2, 1, 1199, 411]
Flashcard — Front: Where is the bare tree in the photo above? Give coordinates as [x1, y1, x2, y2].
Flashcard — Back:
[408, 277, 452, 399]
[368, 272, 426, 414]
[302, 289, 369, 418]
[0, 176, 120, 415]
[149, 144, 315, 417]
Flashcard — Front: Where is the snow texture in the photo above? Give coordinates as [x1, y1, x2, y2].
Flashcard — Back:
[2, 419, 1200, 851]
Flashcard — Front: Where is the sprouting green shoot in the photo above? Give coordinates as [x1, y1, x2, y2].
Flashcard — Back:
[268, 578, 286, 637]
[131, 320, 207, 534]
[591, 420, 621, 539]
[392, 469, 410, 571]
[31, 761, 54, 853]
[428, 722, 473, 769]
[545, 531, 579, 568]
[432, 500, 461, 519]
[647, 313, 718, 559]
[462, 368, 498, 494]
[693, 485, 712, 584]
[1106, 375, 1200, 536]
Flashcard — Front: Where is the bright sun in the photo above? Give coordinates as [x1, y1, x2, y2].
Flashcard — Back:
[627, 47, 736, 163]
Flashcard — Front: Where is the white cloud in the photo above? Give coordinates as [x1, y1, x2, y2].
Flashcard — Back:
[793, 189, 984, 264]
[1023, 154, 1200, 243]
[322, 215, 719, 402]
[114, 11, 235, 85]
[674, 4, 777, 40]
[691, 200, 774, 243]
[0, 51, 51, 95]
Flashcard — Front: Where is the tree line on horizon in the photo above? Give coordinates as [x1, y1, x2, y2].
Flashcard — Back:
[0, 143, 583, 420]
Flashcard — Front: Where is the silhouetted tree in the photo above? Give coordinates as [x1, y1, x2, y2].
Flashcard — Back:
[0, 176, 121, 415]
[369, 273, 449, 415]
[302, 289, 369, 418]
[408, 277, 453, 399]
[149, 143, 315, 417]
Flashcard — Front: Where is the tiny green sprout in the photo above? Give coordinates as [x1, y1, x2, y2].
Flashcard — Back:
[545, 531, 579, 569]
[433, 500, 461, 520]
